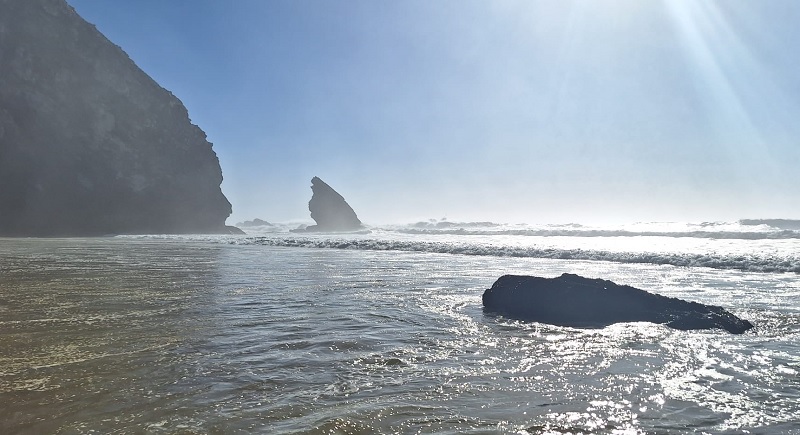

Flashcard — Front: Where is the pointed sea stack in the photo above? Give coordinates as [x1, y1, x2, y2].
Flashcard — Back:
[300, 176, 362, 232]
[0, 0, 234, 236]
[483, 273, 754, 334]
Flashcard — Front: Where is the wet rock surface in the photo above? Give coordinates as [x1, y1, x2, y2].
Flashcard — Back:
[483, 273, 754, 334]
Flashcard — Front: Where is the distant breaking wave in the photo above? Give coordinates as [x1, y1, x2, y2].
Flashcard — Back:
[235, 219, 800, 240]
[383, 219, 800, 240]
[242, 237, 800, 274]
[394, 228, 800, 240]
[739, 218, 800, 230]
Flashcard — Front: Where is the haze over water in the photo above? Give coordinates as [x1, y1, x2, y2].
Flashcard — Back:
[3, 1, 800, 433]
[65, 0, 800, 224]
[2, 220, 799, 433]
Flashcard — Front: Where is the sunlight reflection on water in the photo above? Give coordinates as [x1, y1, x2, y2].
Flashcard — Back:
[1, 237, 799, 433]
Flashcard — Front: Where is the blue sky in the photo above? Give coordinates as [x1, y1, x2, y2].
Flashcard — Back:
[66, 0, 800, 225]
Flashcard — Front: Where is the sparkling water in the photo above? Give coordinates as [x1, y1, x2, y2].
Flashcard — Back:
[1, 221, 799, 433]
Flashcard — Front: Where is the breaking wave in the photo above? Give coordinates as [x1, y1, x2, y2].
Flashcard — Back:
[395, 228, 800, 239]
[389, 219, 800, 240]
[238, 236, 800, 274]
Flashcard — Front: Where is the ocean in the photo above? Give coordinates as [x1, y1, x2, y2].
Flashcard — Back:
[1, 220, 799, 434]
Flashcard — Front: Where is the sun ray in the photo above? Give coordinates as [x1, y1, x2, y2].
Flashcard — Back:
[665, 3, 779, 147]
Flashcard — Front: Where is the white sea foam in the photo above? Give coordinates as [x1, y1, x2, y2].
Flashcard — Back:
[389, 220, 800, 240]
[238, 236, 800, 274]
[132, 219, 800, 273]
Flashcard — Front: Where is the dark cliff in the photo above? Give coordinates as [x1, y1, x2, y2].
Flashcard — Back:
[0, 0, 233, 236]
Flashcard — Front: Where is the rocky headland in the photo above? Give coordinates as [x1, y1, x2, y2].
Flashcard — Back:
[0, 0, 235, 236]
[483, 273, 754, 334]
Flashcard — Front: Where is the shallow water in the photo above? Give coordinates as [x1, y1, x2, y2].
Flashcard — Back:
[1, 236, 799, 434]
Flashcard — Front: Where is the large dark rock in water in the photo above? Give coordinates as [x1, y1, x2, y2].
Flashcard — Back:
[299, 176, 362, 232]
[0, 0, 233, 236]
[483, 273, 754, 334]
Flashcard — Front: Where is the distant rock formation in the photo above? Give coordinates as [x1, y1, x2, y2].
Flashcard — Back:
[0, 0, 233, 236]
[237, 218, 272, 227]
[740, 219, 800, 231]
[483, 273, 754, 334]
[298, 177, 362, 232]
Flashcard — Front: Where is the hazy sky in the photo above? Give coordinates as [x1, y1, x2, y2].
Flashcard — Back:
[66, 0, 800, 225]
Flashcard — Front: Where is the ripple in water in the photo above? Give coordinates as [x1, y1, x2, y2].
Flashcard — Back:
[1, 237, 799, 433]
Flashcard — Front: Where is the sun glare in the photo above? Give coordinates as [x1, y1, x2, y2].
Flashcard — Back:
[665, 3, 766, 148]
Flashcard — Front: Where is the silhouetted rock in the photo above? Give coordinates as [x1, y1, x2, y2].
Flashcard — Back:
[296, 177, 362, 232]
[237, 218, 272, 227]
[0, 0, 232, 236]
[483, 273, 754, 334]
